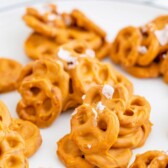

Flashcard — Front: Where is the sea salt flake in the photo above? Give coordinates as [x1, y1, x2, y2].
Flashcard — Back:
[138, 46, 147, 54]
[85, 49, 95, 58]
[71, 109, 77, 116]
[96, 101, 105, 111]
[102, 84, 114, 99]
[58, 47, 77, 69]
[87, 144, 92, 149]
[92, 108, 98, 126]
[82, 95, 86, 100]
[154, 24, 168, 46]
[158, 156, 165, 160]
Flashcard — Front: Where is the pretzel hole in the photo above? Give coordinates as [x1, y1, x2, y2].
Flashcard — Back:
[124, 109, 134, 116]
[99, 68, 108, 81]
[69, 78, 74, 94]
[77, 112, 88, 125]
[7, 137, 19, 148]
[92, 93, 101, 104]
[81, 63, 91, 74]
[125, 47, 132, 55]
[131, 99, 145, 106]
[6, 156, 21, 167]
[43, 98, 52, 111]
[25, 106, 36, 116]
[30, 87, 41, 96]
[98, 119, 107, 132]
[74, 46, 85, 54]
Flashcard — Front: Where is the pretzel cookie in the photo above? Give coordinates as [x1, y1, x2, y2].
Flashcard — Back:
[0, 58, 22, 93]
[17, 77, 62, 127]
[130, 150, 168, 168]
[9, 118, 42, 157]
[0, 129, 28, 168]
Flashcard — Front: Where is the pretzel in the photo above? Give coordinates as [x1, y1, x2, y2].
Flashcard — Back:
[71, 9, 106, 38]
[0, 129, 28, 168]
[9, 118, 42, 157]
[57, 134, 95, 168]
[17, 58, 69, 106]
[70, 104, 119, 154]
[0, 101, 12, 127]
[117, 95, 151, 127]
[123, 63, 160, 78]
[113, 120, 152, 149]
[0, 58, 22, 93]
[130, 150, 168, 168]
[110, 26, 141, 66]
[151, 15, 168, 30]
[137, 27, 160, 66]
[17, 77, 62, 127]
[25, 32, 59, 60]
[85, 148, 132, 168]
[83, 84, 129, 112]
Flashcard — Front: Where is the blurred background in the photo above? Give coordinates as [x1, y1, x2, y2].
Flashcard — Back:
[0, 0, 168, 11]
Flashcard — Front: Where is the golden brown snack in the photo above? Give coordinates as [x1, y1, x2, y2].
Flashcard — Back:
[123, 63, 160, 78]
[57, 134, 95, 168]
[0, 129, 28, 168]
[25, 32, 59, 60]
[71, 9, 106, 38]
[71, 104, 119, 154]
[130, 150, 168, 168]
[0, 100, 12, 127]
[0, 58, 22, 93]
[85, 148, 132, 168]
[17, 77, 62, 128]
[17, 57, 69, 107]
[9, 118, 42, 157]
[110, 26, 141, 66]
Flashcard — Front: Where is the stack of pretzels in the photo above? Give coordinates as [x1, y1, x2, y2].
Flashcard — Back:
[17, 40, 133, 128]
[0, 101, 42, 167]
[57, 83, 152, 168]
[110, 15, 168, 83]
[23, 4, 110, 60]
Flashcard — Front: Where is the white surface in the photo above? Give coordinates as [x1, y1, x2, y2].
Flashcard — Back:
[0, 1, 168, 167]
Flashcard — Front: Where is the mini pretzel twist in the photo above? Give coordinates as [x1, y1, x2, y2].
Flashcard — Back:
[17, 77, 62, 128]
[70, 104, 119, 154]
[0, 129, 28, 168]
[111, 26, 141, 66]
[130, 150, 168, 168]
[57, 134, 95, 168]
[9, 118, 42, 157]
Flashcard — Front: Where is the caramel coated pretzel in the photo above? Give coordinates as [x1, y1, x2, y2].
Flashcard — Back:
[17, 77, 62, 128]
[25, 32, 59, 60]
[9, 118, 42, 157]
[130, 150, 168, 168]
[0, 58, 22, 93]
[0, 129, 28, 168]
[85, 148, 132, 168]
[110, 26, 141, 66]
[71, 104, 119, 154]
[57, 134, 95, 168]
[17, 57, 69, 107]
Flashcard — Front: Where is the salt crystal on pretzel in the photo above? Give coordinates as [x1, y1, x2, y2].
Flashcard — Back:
[138, 46, 147, 54]
[92, 108, 98, 126]
[58, 47, 78, 69]
[85, 49, 95, 58]
[154, 24, 168, 46]
[82, 95, 86, 100]
[157, 155, 165, 160]
[96, 101, 105, 111]
[102, 84, 114, 99]
[87, 144, 92, 149]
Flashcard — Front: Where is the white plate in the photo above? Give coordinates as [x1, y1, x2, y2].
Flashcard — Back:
[0, 0, 168, 167]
